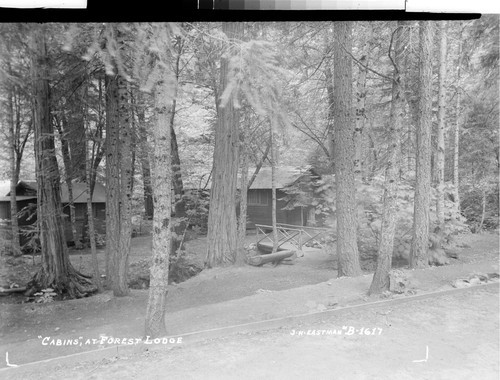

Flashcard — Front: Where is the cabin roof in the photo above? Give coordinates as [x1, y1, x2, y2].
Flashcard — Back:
[0, 181, 10, 198]
[61, 182, 106, 203]
[0, 180, 106, 203]
[243, 166, 317, 189]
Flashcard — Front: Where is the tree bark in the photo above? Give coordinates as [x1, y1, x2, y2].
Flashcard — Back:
[136, 93, 154, 220]
[354, 26, 371, 182]
[452, 34, 463, 215]
[28, 24, 94, 298]
[170, 97, 187, 256]
[102, 25, 134, 297]
[477, 188, 486, 232]
[205, 22, 243, 268]
[89, 75, 106, 197]
[105, 74, 121, 289]
[325, 65, 335, 171]
[237, 144, 249, 258]
[410, 21, 434, 268]
[7, 79, 21, 256]
[145, 24, 173, 338]
[114, 73, 133, 297]
[55, 61, 87, 245]
[68, 72, 87, 182]
[369, 22, 406, 295]
[85, 139, 103, 292]
[435, 21, 448, 228]
[333, 22, 362, 277]
[55, 115, 79, 246]
[271, 131, 279, 253]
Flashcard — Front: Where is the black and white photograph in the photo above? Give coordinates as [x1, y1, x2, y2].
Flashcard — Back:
[0, 5, 499, 379]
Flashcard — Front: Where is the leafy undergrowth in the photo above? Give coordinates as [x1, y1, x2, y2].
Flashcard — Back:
[127, 255, 203, 289]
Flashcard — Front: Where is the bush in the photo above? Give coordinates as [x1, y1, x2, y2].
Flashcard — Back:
[357, 179, 468, 259]
[313, 176, 469, 260]
[128, 253, 203, 289]
[184, 189, 210, 234]
[460, 184, 499, 232]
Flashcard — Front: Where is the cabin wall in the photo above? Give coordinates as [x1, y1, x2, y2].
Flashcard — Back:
[244, 189, 307, 228]
[0, 202, 9, 220]
[62, 203, 106, 242]
[0, 200, 106, 248]
[0, 200, 38, 248]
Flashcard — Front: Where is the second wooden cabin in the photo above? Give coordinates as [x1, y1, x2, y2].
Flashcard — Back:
[240, 166, 321, 228]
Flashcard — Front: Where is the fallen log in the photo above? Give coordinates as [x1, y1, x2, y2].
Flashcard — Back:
[0, 287, 27, 295]
[248, 250, 296, 267]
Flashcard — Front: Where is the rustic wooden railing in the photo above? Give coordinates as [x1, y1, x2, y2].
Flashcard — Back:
[255, 223, 334, 254]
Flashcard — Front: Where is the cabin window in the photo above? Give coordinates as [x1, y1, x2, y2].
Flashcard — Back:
[248, 190, 269, 206]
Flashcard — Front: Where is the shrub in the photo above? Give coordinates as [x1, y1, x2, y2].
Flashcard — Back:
[313, 176, 469, 260]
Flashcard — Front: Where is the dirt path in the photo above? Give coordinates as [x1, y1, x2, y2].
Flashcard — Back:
[5, 284, 499, 380]
[0, 232, 498, 376]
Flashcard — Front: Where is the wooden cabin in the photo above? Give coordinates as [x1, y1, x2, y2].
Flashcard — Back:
[0, 181, 38, 248]
[240, 166, 321, 229]
[0, 180, 106, 247]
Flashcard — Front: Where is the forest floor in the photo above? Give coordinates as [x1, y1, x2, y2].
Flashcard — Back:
[0, 231, 498, 379]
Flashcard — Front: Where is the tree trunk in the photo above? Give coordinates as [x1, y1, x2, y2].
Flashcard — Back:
[114, 73, 133, 297]
[452, 34, 463, 215]
[85, 140, 103, 292]
[142, 155, 154, 218]
[271, 132, 279, 253]
[55, 115, 79, 246]
[105, 74, 121, 289]
[28, 24, 94, 298]
[354, 28, 371, 182]
[367, 132, 378, 180]
[410, 21, 434, 268]
[136, 93, 154, 220]
[68, 74, 87, 182]
[477, 188, 487, 233]
[325, 65, 335, 171]
[453, 90, 461, 210]
[59, 63, 87, 244]
[7, 81, 21, 256]
[167, 35, 187, 261]
[170, 104, 186, 256]
[205, 22, 243, 268]
[435, 21, 448, 228]
[369, 21, 406, 295]
[145, 26, 173, 337]
[237, 145, 249, 258]
[90, 76, 105, 198]
[333, 22, 362, 277]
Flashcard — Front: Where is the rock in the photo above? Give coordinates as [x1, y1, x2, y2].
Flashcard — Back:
[247, 243, 257, 251]
[389, 269, 411, 294]
[468, 277, 481, 285]
[451, 279, 471, 288]
[471, 273, 489, 282]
